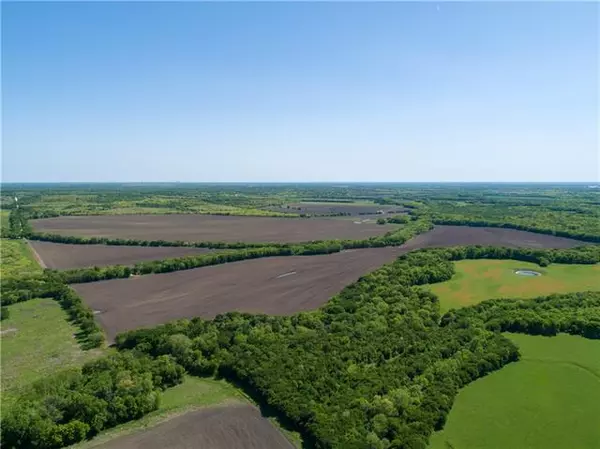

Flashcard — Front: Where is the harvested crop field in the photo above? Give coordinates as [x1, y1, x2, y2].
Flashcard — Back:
[266, 202, 406, 216]
[31, 214, 396, 243]
[74, 226, 589, 341]
[74, 247, 405, 341]
[94, 404, 294, 449]
[400, 225, 588, 250]
[27, 241, 212, 270]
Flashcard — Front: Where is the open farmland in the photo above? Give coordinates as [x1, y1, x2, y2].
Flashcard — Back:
[430, 259, 600, 311]
[93, 404, 294, 449]
[28, 240, 212, 270]
[266, 201, 406, 216]
[31, 214, 396, 243]
[73, 247, 405, 341]
[400, 225, 588, 250]
[429, 333, 600, 449]
[74, 226, 590, 341]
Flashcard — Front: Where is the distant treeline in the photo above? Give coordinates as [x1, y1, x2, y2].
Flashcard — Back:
[413, 200, 600, 243]
[430, 244, 600, 266]
[432, 217, 600, 243]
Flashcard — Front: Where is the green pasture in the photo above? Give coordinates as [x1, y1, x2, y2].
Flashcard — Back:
[429, 333, 600, 449]
[0, 210, 9, 230]
[430, 259, 600, 311]
[0, 298, 103, 411]
[1, 239, 43, 278]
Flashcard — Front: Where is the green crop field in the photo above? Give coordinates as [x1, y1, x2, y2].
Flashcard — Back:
[430, 259, 600, 311]
[429, 333, 600, 449]
[0, 298, 102, 411]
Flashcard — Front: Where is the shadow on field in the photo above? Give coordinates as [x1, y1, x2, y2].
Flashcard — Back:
[214, 371, 317, 449]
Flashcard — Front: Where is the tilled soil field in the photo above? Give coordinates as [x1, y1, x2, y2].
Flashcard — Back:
[400, 225, 588, 251]
[75, 225, 589, 342]
[94, 404, 294, 449]
[28, 240, 213, 270]
[31, 214, 395, 243]
[266, 202, 407, 216]
[74, 247, 404, 342]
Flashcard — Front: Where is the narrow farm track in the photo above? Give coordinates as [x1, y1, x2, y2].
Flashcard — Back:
[26, 240, 47, 269]
[73, 225, 591, 342]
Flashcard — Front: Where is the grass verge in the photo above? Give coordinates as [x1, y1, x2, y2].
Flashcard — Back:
[429, 333, 600, 449]
[429, 259, 600, 311]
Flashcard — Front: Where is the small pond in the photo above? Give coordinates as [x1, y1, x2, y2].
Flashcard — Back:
[514, 270, 542, 277]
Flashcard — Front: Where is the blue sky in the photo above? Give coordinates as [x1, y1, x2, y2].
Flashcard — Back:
[2, 2, 598, 182]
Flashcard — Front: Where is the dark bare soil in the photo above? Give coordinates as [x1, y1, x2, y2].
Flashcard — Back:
[74, 247, 404, 342]
[31, 214, 395, 243]
[28, 240, 212, 270]
[75, 225, 589, 342]
[400, 225, 588, 251]
[94, 404, 294, 449]
[266, 202, 407, 216]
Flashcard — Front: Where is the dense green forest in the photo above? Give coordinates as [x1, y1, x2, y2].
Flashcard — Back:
[4, 245, 599, 449]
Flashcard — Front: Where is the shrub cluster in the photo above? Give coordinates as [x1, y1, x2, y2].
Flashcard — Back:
[1, 351, 184, 449]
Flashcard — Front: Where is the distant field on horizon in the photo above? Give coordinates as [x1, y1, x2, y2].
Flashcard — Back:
[429, 333, 600, 449]
[430, 259, 600, 311]
[31, 214, 397, 243]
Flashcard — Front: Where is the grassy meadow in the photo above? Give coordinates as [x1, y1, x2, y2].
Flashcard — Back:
[0, 210, 9, 231]
[1, 239, 43, 278]
[429, 333, 600, 449]
[430, 259, 600, 311]
[0, 298, 103, 411]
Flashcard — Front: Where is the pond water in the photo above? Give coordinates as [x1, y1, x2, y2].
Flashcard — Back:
[515, 270, 542, 277]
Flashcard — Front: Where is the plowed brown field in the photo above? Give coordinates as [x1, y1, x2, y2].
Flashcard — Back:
[74, 225, 589, 342]
[31, 214, 395, 243]
[400, 225, 588, 250]
[93, 404, 294, 449]
[74, 247, 404, 342]
[28, 241, 212, 270]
